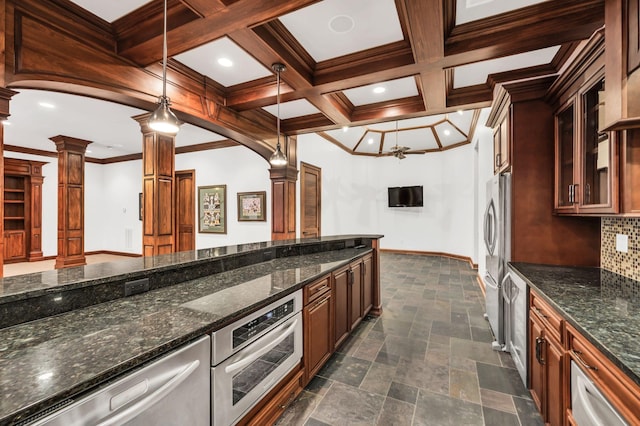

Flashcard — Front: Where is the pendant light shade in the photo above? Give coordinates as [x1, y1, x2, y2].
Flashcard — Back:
[269, 63, 287, 166]
[148, 0, 180, 135]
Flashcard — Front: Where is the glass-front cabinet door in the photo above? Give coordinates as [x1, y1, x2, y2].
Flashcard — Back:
[555, 103, 576, 212]
[578, 77, 618, 213]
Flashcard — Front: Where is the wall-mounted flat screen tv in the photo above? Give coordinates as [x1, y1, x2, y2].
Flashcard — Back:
[388, 186, 423, 207]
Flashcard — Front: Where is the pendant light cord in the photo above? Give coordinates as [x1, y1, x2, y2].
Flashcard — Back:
[276, 67, 281, 146]
[162, 0, 168, 99]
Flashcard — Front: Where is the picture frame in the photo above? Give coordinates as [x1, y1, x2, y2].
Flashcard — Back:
[237, 191, 267, 222]
[198, 185, 227, 234]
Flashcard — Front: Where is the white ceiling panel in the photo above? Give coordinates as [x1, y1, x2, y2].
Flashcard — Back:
[325, 127, 366, 149]
[69, 0, 151, 22]
[4, 90, 226, 158]
[447, 110, 474, 134]
[262, 99, 320, 120]
[388, 128, 438, 151]
[174, 37, 272, 88]
[455, 0, 551, 25]
[453, 46, 560, 88]
[358, 131, 382, 154]
[279, 0, 403, 62]
[342, 77, 419, 106]
[435, 122, 467, 146]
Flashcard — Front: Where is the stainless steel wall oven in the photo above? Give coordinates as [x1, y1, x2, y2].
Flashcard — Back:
[211, 290, 303, 426]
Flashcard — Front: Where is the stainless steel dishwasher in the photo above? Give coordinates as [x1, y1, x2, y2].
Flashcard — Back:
[28, 336, 210, 426]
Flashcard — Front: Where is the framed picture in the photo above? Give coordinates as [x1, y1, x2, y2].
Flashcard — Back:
[198, 185, 227, 233]
[237, 191, 267, 222]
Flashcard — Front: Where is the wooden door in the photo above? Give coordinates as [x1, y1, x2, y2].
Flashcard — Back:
[546, 336, 564, 426]
[175, 170, 195, 252]
[529, 315, 545, 414]
[303, 291, 332, 383]
[300, 162, 321, 238]
[362, 254, 373, 316]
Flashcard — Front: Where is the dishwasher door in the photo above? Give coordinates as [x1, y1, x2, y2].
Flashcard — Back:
[30, 336, 210, 426]
[571, 361, 628, 426]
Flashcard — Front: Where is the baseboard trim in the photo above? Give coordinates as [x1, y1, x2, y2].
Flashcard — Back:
[85, 250, 142, 258]
[379, 249, 477, 269]
[34, 251, 143, 261]
[476, 274, 486, 297]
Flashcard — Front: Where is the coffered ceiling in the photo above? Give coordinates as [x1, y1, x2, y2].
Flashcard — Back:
[2, 0, 604, 160]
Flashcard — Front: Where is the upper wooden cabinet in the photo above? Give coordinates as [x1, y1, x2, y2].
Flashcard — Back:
[603, 0, 640, 130]
[548, 30, 619, 215]
[486, 86, 513, 174]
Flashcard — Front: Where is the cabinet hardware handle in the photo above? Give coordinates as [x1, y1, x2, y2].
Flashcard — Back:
[572, 350, 598, 371]
[279, 391, 296, 409]
[568, 185, 573, 204]
[535, 337, 546, 365]
[573, 184, 579, 204]
[495, 153, 501, 168]
[533, 306, 547, 319]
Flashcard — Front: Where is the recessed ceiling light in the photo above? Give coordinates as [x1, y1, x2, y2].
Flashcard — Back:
[217, 57, 233, 67]
[85, 149, 92, 154]
[328, 15, 355, 34]
[38, 102, 55, 109]
[342, 126, 349, 132]
[367, 138, 374, 145]
[373, 86, 386, 94]
[444, 129, 451, 136]
[457, 110, 464, 115]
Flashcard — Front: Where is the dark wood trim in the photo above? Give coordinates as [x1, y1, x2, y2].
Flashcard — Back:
[379, 248, 476, 269]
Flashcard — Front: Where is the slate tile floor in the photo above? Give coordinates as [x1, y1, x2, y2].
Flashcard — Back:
[276, 253, 543, 425]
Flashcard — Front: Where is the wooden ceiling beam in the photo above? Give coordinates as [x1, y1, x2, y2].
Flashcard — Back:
[117, 0, 321, 66]
[444, 0, 604, 61]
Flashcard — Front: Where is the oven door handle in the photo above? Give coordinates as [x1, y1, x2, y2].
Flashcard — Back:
[95, 359, 201, 426]
[225, 317, 299, 375]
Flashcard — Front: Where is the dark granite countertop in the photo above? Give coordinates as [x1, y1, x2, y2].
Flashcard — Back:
[0, 246, 372, 425]
[509, 263, 640, 388]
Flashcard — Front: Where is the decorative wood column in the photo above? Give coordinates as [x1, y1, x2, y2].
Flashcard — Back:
[28, 162, 45, 261]
[270, 135, 298, 241]
[0, 88, 19, 276]
[134, 114, 175, 256]
[51, 135, 90, 269]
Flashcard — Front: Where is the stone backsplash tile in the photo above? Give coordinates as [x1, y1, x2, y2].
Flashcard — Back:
[601, 217, 640, 281]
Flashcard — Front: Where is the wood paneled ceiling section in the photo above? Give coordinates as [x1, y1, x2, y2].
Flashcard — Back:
[7, 0, 604, 159]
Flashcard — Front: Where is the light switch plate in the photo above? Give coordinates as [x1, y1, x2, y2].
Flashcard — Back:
[616, 234, 629, 253]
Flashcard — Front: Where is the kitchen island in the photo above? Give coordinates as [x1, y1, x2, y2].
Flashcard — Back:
[510, 262, 640, 424]
[0, 235, 382, 425]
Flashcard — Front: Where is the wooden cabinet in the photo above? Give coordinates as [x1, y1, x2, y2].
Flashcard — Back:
[349, 260, 363, 330]
[487, 89, 512, 174]
[550, 31, 618, 215]
[240, 368, 304, 426]
[566, 324, 640, 425]
[333, 264, 350, 349]
[362, 253, 373, 315]
[303, 274, 332, 384]
[529, 291, 565, 426]
[3, 158, 46, 263]
[486, 78, 601, 267]
[620, 128, 640, 214]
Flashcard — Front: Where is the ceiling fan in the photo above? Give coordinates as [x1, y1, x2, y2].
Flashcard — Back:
[386, 121, 411, 159]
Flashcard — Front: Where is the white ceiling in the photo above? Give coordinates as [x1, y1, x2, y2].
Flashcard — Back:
[6, 0, 567, 159]
[455, 0, 551, 25]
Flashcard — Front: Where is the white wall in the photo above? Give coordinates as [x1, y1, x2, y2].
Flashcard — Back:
[297, 132, 477, 261]
[8, 120, 492, 263]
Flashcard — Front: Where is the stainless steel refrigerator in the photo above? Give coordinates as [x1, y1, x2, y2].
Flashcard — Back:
[483, 173, 511, 351]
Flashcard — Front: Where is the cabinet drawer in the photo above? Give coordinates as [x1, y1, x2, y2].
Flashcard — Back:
[303, 274, 331, 305]
[530, 291, 563, 342]
[567, 324, 640, 425]
[246, 368, 303, 426]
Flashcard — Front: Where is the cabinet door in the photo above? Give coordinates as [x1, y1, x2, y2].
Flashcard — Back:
[555, 103, 577, 213]
[304, 292, 332, 383]
[362, 255, 373, 316]
[546, 336, 564, 426]
[349, 261, 363, 331]
[4, 231, 26, 260]
[577, 77, 618, 213]
[333, 267, 350, 349]
[621, 129, 640, 214]
[529, 314, 545, 414]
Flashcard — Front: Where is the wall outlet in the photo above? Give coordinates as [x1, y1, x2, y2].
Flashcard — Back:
[616, 234, 629, 253]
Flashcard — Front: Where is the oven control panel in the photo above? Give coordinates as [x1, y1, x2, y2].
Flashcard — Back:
[233, 299, 294, 349]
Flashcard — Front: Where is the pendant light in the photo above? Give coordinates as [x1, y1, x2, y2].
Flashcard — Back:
[148, 0, 180, 134]
[269, 63, 287, 166]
